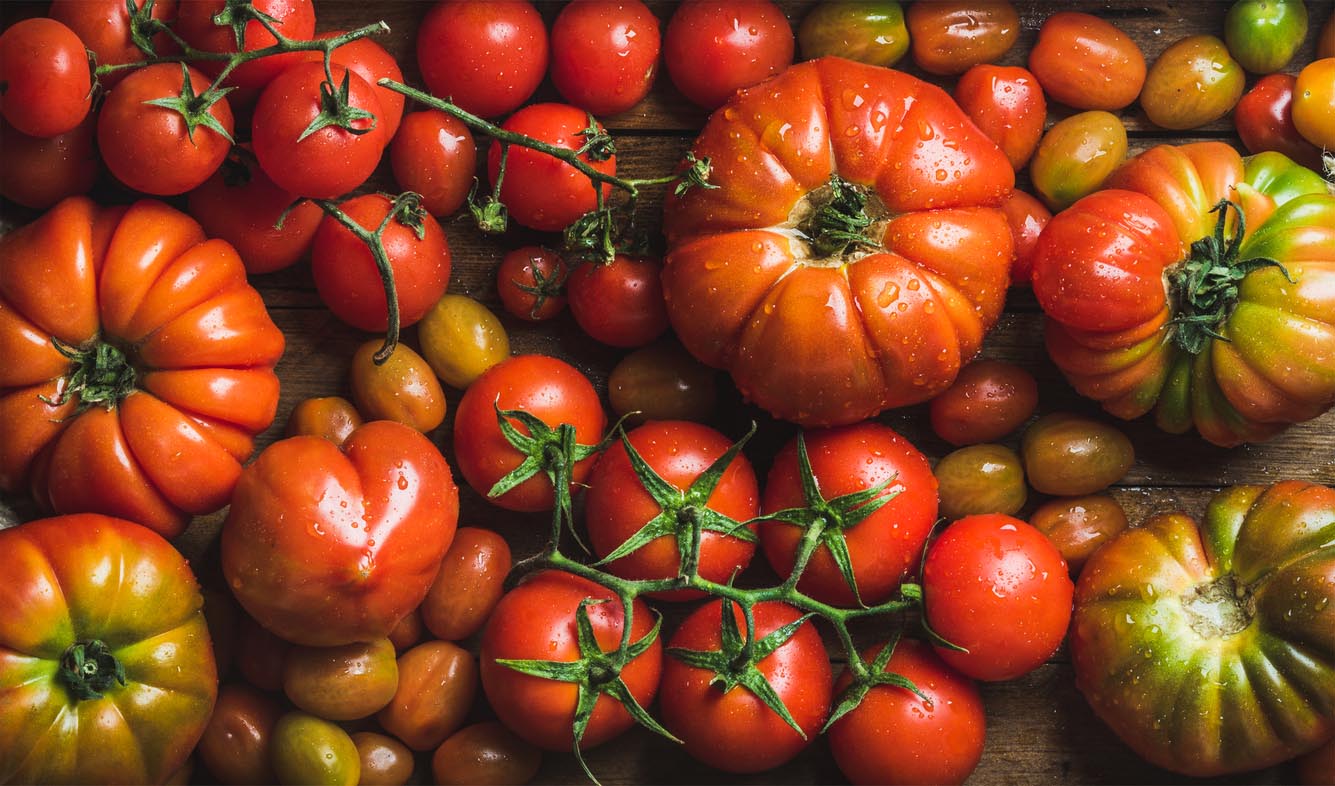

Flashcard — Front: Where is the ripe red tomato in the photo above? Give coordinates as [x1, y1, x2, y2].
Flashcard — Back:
[308, 31, 407, 141]
[906, 1, 1019, 76]
[566, 255, 670, 348]
[0, 115, 97, 209]
[390, 110, 477, 217]
[551, 0, 661, 116]
[659, 600, 832, 773]
[928, 358, 1039, 446]
[417, 0, 549, 119]
[953, 64, 1046, 170]
[0, 18, 93, 138]
[309, 194, 452, 332]
[497, 246, 569, 322]
[1001, 189, 1051, 286]
[923, 514, 1074, 681]
[1027, 12, 1146, 111]
[663, 0, 795, 110]
[1234, 73, 1324, 170]
[174, 0, 316, 89]
[50, 0, 178, 86]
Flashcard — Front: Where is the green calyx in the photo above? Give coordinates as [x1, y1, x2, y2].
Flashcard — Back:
[511, 254, 567, 320]
[298, 69, 377, 142]
[211, 0, 283, 50]
[143, 63, 235, 144]
[823, 632, 928, 731]
[41, 337, 138, 412]
[59, 640, 127, 701]
[575, 113, 616, 163]
[801, 174, 880, 259]
[673, 152, 718, 197]
[126, 0, 168, 57]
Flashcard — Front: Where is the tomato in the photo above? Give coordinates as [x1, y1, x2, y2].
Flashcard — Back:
[0, 198, 284, 537]
[0, 18, 92, 138]
[566, 256, 670, 348]
[50, 0, 178, 86]
[377, 641, 477, 751]
[1235, 74, 1325, 171]
[663, 58, 1014, 427]
[1029, 110, 1127, 211]
[934, 443, 1027, 520]
[923, 513, 1074, 681]
[221, 421, 460, 646]
[1028, 493, 1128, 575]
[659, 600, 832, 773]
[270, 712, 360, 786]
[417, 294, 511, 389]
[251, 62, 386, 200]
[487, 103, 616, 232]
[310, 194, 452, 332]
[235, 614, 290, 692]
[285, 396, 363, 445]
[351, 732, 413, 786]
[1001, 189, 1052, 287]
[1298, 736, 1335, 786]
[390, 110, 477, 218]
[797, 1, 908, 67]
[663, 0, 795, 111]
[1071, 481, 1335, 776]
[174, 0, 315, 89]
[322, 31, 405, 141]
[953, 64, 1046, 170]
[1027, 12, 1146, 111]
[0, 515, 217, 785]
[432, 723, 543, 786]
[827, 639, 985, 786]
[1141, 35, 1245, 130]
[1293, 58, 1335, 150]
[929, 358, 1039, 445]
[1224, 0, 1308, 74]
[349, 340, 446, 433]
[551, 0, 661, 117]
[608, 339, 718, 425]
[420, 527, 513, 641]
[497, 246, 569, 322]
[282, 639, 399, 721]
[760, 422, 938, 607]
[387, 609, 424, 652]
[202, 589, 240, 681]
[906, 1, 1019, 76]
[0, 115, 97, 210]
[1021, 413, 1134, 496]
[453, 355, 607, 512]
[417, 0, 548, 119]
[197, 683, 281, 786]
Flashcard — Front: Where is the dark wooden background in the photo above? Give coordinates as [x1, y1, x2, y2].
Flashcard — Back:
[3, 1, 1334, 784]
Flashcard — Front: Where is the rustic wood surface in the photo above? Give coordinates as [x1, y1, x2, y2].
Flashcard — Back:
[3, 0, 1335, 784]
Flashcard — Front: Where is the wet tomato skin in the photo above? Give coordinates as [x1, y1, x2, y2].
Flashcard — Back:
[929, 359, 1039, 446]
[1021, 413, 1135, 496]
[1028, 494, 1129, 575]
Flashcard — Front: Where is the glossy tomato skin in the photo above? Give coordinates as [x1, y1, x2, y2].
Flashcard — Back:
[906, 1, 1019, 76]
[608, 340, 718, 424]
[285, 396, 363, 445]
[221, 421, 460, 646]
[497, 246, 569, 322]
[1001, 189, 1052, 286]
[417, 294, 511, 389]
[953, 64, 1046, 170]
[659, 600, 832, 773]
[1021, 413, 1134, 496]
[196, 683, 281, 786]
[282, 639, 399, 721]
[352, 732, 414, 786]
[1293, 58, 1335, 150]
[378, 641, 478, 751]
[0, 115, 97, 209]
[175, 0, 315, 89]
[930, 359, 1038, 446]
[551, 0, 661, 116]
[417, 0, 548, 119]
[50, 0, 178, 87]
[1234, 73, 1324, 170]
[1141, 35, 1245, 130]
[934, 443, 1027, 520]
[0, 515, 217, 785]
[828, 640, 985, 786]
[270, 712, 360, 786]
[1027, 12, 1145, 111]
[480, 571, 663, 751]
[349, 340, 447, 434]
[566, 256, 670, 348]
[663, 0, 795, 110]
[1224, 0, 1308, 74]
[797, 1, 909, 67]
[432, 723, 543, 786]
[420, 527, 513, 641]
[391, 111, 477, 218]
[1072, 481, 1335, 777]
[1028, 493, 1128, 575]
[760, 423, 939, 606]
[0, 18, 92, 138]
[1029, 110, 1127, 211]
[320, 32, 406, 140]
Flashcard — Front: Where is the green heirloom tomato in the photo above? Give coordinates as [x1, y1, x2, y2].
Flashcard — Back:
[1072, 481, 1335, 777]
[798, 2, 909, 67]
[1141, 35, 1246, 130]
[1030, 110, 1128, 211]
[271, 712, 361, 786]
[1224, 0, 1308, 74]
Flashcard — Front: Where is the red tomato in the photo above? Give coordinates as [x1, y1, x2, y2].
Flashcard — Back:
[663, 0, 795, 110]
[487, 103, 616, 232]
[1235, 73, 1324, 170]
[417, 0, 549, 119]
[659, 600, 831, 773]
[1027, 12, 1146, 111]
[174, 0, 316, 89]
[497, 246, 569, 322]
[50, 0, 178, 86]
[0, 18, 93, 138]
[1001, 189, 1051, 286]
[315, 31, 406, 141]
[453, 355, 607, 512]
[480, 571, 662, 751]
[906, 1, 1019, 76]
[390, 110, 477, 217]
[760, 423, 938, 607]
[309, 194, 452, 332]
[928, 359, 1039, 446]
[828, 639, 985, 786]
[551, 0, 661, 116]
[953, 64, 1046, 170]
[923, 514, 1074, 681]
[566, 256, 670, 348]
[0, 115, 97, 209]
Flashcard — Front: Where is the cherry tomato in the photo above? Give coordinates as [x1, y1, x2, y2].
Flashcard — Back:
[497, 246, 569, 322]
[663, 0, 795, 111]
[929, 359, 1039, 446]
[1027, 12, 1146, 111]
[417, 294, 511, 389]
[390, 110, 477, 218]
[420, 527, 513, 641]
[387, 609, 424, 652]
[282, 639, 399, 721]
[923, 513, 1074, 681]
[1001, 189, 1052, 287]
[174, 0, 315, 89]
[309, 194, 452, 332]
[0, 18, 92, 138]
[378, 641, 478, 752]
[1021, 413, 1135, 496]
[1028, 494, 1128, 575]
[197, 683, 281, 786]
[1141, 35, 1245, 130]
[828, 640, 986, 786]
[349, 341, 447, 434]
[953, 64, 1046, 170]
[608, 340, 718, 425]
[432, 723, 542, 786]
[0, 115, 96, 209]
[1029, 110, 1127, 211]
[50, 0, 178, 87]
[1293, 58, 1335, 150]
[551, 0, 661, 116]
[270, 712, 360, 786]
[1224, 0, 1308, 74]
[285, 397, 363, 445]
[417, 0, 549, 119]
[906, 1, 1019, 76]
[351, 732, 414, 786]
[935, 444, 1027, 520]
[235, 615, 291, 693]
[1234, 73, 1325, 170]
[566, 256, 670, 348]
[797, 1, 909, 67]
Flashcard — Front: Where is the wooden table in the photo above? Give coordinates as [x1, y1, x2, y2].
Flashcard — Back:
[2, 1, 1333, 783]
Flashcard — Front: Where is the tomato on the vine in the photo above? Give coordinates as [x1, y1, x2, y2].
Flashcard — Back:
[663, 0, 795, 110]
[0, 18, 93, 138]
[50, 0, 178, 86]
[390, 110, 477, 218]
[175, 0, 316, 89]
[417, 0, 549, 119]
[551, 0, 661, 117]
[321, 31, 405, 140]
[566, 255, 670, 348]
[497, 246, 569, 322]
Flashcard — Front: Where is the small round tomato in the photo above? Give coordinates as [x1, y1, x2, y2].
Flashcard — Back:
[309, 194, 452, 332]
[566, 256, 670, 348]
[390, 110, 477, 218]
[929, 359, 1039, 445]
[659, 600, 832, 773]
[417, 294, 511, 389]
[235, 615, 290, 692]
[0, 18, 92, 138]
[608, 340, 718, 425]
[1028, 494, 1128, 575]
[285, 397, 363, 445]
[828, 639, 986, 786]
[797, 1, 908, 67]
[906, 1, 1019, 76]
[1235, 73, 1324, 170]
[1027, 12, 1145, 111]
[953, 64, 1046, 170]
[270, 712, 360, 786]
[417, 0, 549, 119]
[1021, 413, 1135, 496]
[432, 723, 543, 786]
[1001, 189, 1052, 286]
[322, 31, 406, 140]
[1141, 35, 1245, 130]
[1029, 110, 1127, 211]
[497, 246, 569, 322]
[1293, 58, 1335, 150]
[197, 683, 281, 786]
[663, 0, 795, 110]
[282, 639, 399, 721]
[351, 732, 413, 786]
[174, 0, 315, 89]
[1224, 0, 1308, 74]
[349, 341, 447, 433]
[923, 513, 1074, 681]
[50, 0, 178, 87]
[934, 444, 1027, 520]
[552, 0, 661, 116]
[420, 527, 513, 641]
[0, 115, 97, 209]
[377, 641, 478, 751]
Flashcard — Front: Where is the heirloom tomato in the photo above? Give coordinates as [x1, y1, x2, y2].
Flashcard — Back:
[663, 0, 795, 111]
[1141, 35, 1245, 130]
[0, 515, 217, 786]
[0, 116, 97, 210]
[953, 64, 1046, 170]
[1072, 481, 1335, 776]
[1029, 110, 1127, 212]
[566, 255, 670, 348]
[1027, 12, 1145, 111]
[1031, 144, 1335, 445]
[906, 1, 1019, 76]
[1224, 0, 1308, 74]
[1293, 58, 1335, 151]
[432, 723, 542, 786]
[417, 294, 511, 389]
[797, 1, 909, 67]
[934, 443, 1027, 520]
[663, 58, 1014, 427]
[1001, 189, 1051, 286]
[50, 0, 178, 87]
[221, 421, 460, 646]
[174, 0, 315, 89]
[390, 111, 477, 218]
[551, 0, 661, 117]
[0, 18, 92, 138]
[417, 0, 549, 119]
[929, 358, 1039, 446]
[0, 198, 283, 537]
[1235, 74, 1325, 171]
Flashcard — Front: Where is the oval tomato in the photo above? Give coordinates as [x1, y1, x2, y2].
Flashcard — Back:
[934, 443, 1027, 520]
[797, 1, 909, 67]
[416, 294, 510, 389]
[551, 0, 661, 117]
[0, 18, 92, 138]
[432, 723, 542, 786]
[285, 396, 363, 444]
[906, 1, 1019, 76]
[417, 0, 548, 119]
[50, 0, 178, 86]
[1293, 58, 1335, 151]
[1027, 12, 1145, 111]
[566, 255, 670, 348]
[270, 712, 360, 786]
[351, 732, 414, 786]
[390, 110, 477, 218]
[1002, 189, 1052, 286]
[196, 683, 281, 786]
[1141, 35, 1245, 130]
[174, 0, 315, 89]
[282, 638, 399, 721]
[420, 527, 512, 642]
[1224, 0, 1308, 74]
[1021, 413, 1134, 495]
[1028, 493, 1128, 575]
[1029, 110, 1127, 211]
[929, 359, 1039, 446]
[0, 115, 97, 210]
[349, 340, 447, 433]
[953, 64, 1046, 170]
[608, 340, 718, 425]
[497, 246, 569, 322]
[1234, 73, 1325, 170]
[663, 0, 795, 111]
[378, 641, 477, 751]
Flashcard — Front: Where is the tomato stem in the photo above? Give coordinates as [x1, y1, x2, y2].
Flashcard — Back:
[59, 640, 127, 701]
[40, 337, 139, 413]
